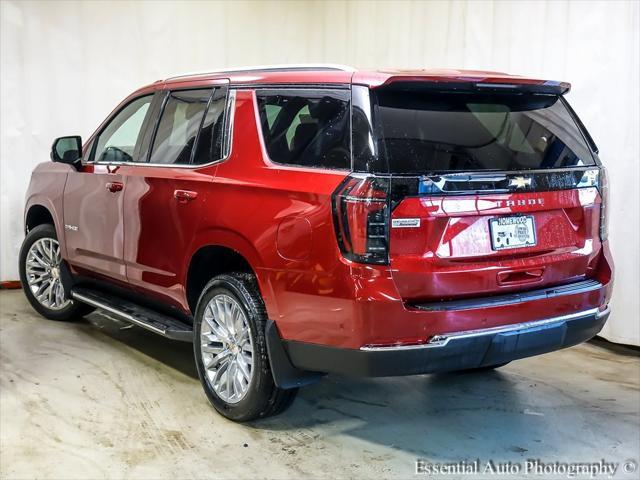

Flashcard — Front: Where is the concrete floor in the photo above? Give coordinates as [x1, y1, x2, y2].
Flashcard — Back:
[1, 289, 639, 479]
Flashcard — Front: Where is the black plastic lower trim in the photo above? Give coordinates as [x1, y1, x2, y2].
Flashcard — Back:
[265, 320, 324, 389]
[284, 307, 609, 377]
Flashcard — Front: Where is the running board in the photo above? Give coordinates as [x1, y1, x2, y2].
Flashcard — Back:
[71, 286, 193, 342]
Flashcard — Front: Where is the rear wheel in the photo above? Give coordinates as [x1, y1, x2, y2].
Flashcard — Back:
[19, 224, 93, 321]
[193, 273, 297, 422]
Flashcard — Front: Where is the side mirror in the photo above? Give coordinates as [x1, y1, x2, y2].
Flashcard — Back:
[51, 136, 82, 168]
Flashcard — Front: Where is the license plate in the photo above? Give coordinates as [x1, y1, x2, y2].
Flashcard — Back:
[489, 215, 536, 251]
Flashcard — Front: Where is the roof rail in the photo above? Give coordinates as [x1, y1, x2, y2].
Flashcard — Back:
[164, 64, 356, 81]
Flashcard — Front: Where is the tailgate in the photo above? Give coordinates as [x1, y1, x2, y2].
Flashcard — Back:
[354, 84, 606, 302]
[389, 172, 603, 302]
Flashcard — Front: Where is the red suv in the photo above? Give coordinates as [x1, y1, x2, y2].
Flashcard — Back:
[20, 65, 613, 421]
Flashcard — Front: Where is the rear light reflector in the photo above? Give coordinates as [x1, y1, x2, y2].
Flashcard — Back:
[332, 175, 390, 265]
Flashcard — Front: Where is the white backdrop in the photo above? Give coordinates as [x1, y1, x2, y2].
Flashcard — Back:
[1, 0, 638, 345]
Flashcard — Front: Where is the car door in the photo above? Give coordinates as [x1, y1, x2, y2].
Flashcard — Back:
[122, 81, 230, 310]
[63, 93, 159, 284]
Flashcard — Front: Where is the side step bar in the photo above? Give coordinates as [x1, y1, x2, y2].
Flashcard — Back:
[71, 286, 193, 342]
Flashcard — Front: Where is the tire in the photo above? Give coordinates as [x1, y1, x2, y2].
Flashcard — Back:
[193, 273, 297, 422]
[19, 224, 93, 321]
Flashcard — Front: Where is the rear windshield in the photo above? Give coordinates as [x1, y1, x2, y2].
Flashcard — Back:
[371, 90, 595, 173]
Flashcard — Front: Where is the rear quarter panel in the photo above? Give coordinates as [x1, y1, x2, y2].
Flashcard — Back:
[210, 90, 353, 343]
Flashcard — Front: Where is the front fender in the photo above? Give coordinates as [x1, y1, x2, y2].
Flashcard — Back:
[24, 164, 71, 258]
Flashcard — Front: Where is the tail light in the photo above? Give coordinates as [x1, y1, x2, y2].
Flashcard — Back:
[578, 167, 609, 242]
[332, 175, 390, 265]
[598, 166, 609, 241]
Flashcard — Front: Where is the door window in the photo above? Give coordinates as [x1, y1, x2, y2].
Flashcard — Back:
[149, 89, 213, 165]
[93, 95, 153, 163]
[192, 89, 227, 165]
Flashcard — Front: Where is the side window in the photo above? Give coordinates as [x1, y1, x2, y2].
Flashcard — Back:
[93, 95, 153, 163]
[149, 89, 212, 165]
[264, 104, 282, 129]
[82, 137, 95, 160]
[256, 89, 350, 170]
[192, 88, 227, 165]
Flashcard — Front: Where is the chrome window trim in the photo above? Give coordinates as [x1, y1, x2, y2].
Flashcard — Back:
[233, 83, 351, 91]
[85, 90, 236, 170]
[360, 306, 609, 351]
[222, 89, 236, 159]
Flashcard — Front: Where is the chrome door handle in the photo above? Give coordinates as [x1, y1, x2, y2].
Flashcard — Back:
[106, 182, 124, 193]
[174, 189, 198, 203]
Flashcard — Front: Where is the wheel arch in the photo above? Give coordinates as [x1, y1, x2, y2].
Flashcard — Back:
[25, 204, 55, 233]
[185, 242, 275, 318]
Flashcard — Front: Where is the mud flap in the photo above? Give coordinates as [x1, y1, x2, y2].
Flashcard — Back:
[265, 320, 325, 389]
[59, 261, 76, 301]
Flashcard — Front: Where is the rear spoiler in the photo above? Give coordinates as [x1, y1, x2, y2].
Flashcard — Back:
[357, 75, 571, 95]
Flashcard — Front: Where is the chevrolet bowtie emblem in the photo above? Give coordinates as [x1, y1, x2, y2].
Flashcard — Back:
[508, 176, 532, 189]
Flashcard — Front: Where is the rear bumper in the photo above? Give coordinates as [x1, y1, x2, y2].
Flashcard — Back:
[267, 246, 614, 350]
[285, 306, 610, 377]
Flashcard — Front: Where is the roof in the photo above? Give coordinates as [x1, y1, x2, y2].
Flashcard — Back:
[154, 64, 571, 94]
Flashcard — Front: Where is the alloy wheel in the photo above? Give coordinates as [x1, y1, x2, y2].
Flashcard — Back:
[200, 294, 254, 404]
[25, 237, 70, 310]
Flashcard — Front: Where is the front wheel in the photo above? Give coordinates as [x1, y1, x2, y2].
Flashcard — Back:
[194, 273, 297, 422]
[18, 224, 93, 321]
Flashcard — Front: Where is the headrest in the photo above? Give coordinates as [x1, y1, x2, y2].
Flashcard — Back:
[309, 96, 343, 120]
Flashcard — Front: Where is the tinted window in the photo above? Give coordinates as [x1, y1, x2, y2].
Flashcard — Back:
[256, 90, 350, 170]
[371, 90, 595, 173]
[192, 89, 227, 165]
[149, 89, 212, 165]
[94, 95, 153, 163]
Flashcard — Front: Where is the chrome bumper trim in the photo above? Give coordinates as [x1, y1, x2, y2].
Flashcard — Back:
[360, 306, 609, 352]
